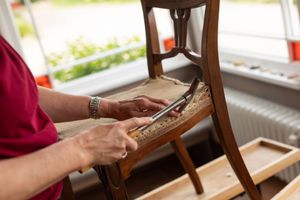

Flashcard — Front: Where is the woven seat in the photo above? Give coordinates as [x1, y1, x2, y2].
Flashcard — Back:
[57, 76, 212, 146]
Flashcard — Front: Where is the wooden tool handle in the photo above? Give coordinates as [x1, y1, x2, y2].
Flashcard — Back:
[79, 166, 92, 173]
[79, 129, 142, 173]
[128, 129, 142, 140]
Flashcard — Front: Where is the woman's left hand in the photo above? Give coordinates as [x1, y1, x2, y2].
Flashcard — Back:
[99, 95, 180, 120]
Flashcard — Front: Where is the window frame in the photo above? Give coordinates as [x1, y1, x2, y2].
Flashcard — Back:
[0, 0, 23, 56]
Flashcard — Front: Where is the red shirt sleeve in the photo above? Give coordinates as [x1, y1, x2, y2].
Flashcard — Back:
[0, 36, 63, 200]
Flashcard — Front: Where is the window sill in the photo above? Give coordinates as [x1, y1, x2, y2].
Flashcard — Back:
[55, 55, 190, 95]
[54, 50, 300, 94]
[220, 52, 300, 91]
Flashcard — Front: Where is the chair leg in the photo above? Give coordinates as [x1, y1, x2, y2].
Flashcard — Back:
[212, 112, 262, 200]
[170, 137, 204, 194]
[61, 176, 76, 200]
[95, 164, 128, 200]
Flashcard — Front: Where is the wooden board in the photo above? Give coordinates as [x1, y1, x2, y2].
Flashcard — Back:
[272, 173, 300, 200]
[137, 137, 300, 200]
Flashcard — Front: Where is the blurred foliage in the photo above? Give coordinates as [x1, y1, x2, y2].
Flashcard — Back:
[48, 37, 146, 83]
[14, 12, 34, 38]
[52, 0, 138, 6]
[17, 0, 41, 4]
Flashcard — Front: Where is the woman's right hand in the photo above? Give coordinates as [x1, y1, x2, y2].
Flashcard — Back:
[73, 117, 152, 168]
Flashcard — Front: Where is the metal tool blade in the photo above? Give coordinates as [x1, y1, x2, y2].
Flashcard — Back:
[138, 77, 200, 132]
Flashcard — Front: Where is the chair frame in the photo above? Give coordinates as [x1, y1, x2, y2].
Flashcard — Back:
[95, 0, 262, 199]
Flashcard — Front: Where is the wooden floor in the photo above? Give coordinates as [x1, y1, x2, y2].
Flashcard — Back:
[76, 140, 287, 200]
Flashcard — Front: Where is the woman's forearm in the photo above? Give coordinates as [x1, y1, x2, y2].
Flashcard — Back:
[0, 138, 84, 200]
[38, 86, 175, 123]
[38, 87, 91, 122]
[38, 87, 115, 122]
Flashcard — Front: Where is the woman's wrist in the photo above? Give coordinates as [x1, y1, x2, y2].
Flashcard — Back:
[97, 98, 119, 119]
[68, 134, 93, 170]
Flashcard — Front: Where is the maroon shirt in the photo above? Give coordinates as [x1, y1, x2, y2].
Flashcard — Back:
[0, 36, 63, 199]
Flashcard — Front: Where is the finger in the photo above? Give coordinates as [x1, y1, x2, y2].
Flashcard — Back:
[125, 137, 138, 151]
[109, 150, 125, 161]
[130, 110, 158, 117]
[136, 99, 180, 117]
[170, 110, 181, 117]
[120, 117, 152, 131]
[137, 95, 170, 107]
[140, 100, 165, 112]
[136, 96, 180, 117]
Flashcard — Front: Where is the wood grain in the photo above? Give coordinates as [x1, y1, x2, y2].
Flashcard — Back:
[137, 138, 300, 200]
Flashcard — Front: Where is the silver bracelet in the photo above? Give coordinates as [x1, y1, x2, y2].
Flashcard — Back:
[89, 96, 101, 119]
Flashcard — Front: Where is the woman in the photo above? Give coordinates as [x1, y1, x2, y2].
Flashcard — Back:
[0, 35, 177, 200]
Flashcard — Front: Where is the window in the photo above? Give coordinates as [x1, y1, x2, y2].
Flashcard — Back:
[219, 0, 289, 60]
[1, 0, 175, 92]
[192, 0, 300, 90]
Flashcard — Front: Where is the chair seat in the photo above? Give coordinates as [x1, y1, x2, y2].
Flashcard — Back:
[56, 76, 212, 146]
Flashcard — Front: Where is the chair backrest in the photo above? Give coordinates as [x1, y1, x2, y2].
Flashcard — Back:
[141, 0, 230, 132]
[141, 0, 219, 85]
[141, 1, 262, 199]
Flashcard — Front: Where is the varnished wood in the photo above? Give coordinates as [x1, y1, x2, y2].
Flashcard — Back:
[145, 0, 206, 9]
[141, 0, 261, 198]
[171, 8, 190, 48]
[96, 164, 128, 200]
[153, 48, 202, 65]
[119, 104, 213, 179]
[200, 0, 261, 199]
[142, 2, 163, 78]
[101, 0, 261, 198]
[170, 137, 204, 194]
[57, 0, 264, 198]
[101, 100, 212, 199]
[61, 176, 75, 200]
[137, 138, 300, 200]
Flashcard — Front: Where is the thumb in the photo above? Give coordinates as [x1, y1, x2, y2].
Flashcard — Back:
[121, 117, 153, 131]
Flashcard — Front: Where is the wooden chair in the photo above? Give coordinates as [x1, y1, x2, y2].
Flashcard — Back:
[57, 0, 262, 199]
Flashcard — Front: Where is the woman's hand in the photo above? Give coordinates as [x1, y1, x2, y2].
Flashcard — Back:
[99, 95, 179, 120]
[74, 117, 151, 167]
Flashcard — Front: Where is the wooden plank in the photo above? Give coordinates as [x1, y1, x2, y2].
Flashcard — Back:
[137, 137, 300, 200]
[272, 174, 300, 200]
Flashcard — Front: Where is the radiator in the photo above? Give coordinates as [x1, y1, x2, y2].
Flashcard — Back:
[224, 88, 300, 182]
